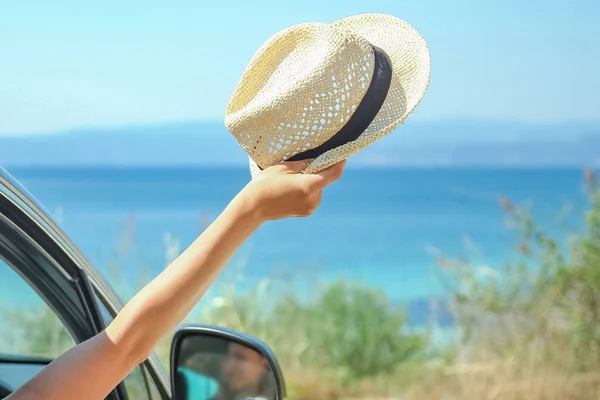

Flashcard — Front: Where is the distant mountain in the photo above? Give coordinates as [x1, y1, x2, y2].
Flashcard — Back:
[0, 122, 247, 167]
[0, 120, 598, 167]
[359, 125, 600, 167]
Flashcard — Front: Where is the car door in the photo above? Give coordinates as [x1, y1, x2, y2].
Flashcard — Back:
[0, 167, 170, 400]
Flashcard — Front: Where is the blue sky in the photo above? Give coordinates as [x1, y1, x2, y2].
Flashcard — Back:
[1, 0, 599, 135]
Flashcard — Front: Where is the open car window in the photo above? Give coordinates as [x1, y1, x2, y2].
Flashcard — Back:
[0, 256, 76, 398]
[0, 257, 75, 359]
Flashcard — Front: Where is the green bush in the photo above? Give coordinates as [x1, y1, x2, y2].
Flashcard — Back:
[193, 276, 428, 381]
[283, 280, 427, 381]
[417, 169, 600, 399]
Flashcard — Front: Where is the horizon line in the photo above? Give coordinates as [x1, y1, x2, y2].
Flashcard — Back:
[3, 163, 598, 170]
[2, 117, 600, 138]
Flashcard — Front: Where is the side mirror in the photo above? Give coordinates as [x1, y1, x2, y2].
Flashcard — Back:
[170, 325, 286, 400]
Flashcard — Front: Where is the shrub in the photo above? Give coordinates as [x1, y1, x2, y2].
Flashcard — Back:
[284, 280, 427, 381]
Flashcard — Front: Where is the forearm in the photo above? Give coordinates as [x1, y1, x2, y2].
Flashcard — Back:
[106, 191, 263, 364]
[9, 332, 126, 400]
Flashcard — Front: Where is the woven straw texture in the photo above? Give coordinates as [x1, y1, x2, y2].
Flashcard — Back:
[224, 13, 431, 177]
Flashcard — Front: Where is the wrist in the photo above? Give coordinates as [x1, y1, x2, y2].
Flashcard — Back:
[229, 185, 268, 229]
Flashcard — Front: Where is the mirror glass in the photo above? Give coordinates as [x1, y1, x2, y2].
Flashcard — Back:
[174, 333, 277, 400]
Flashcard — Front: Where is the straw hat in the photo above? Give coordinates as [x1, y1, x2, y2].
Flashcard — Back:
[224, 13, 430, 177]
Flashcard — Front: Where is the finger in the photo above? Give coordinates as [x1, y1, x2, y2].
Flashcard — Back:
[306, 159, 346, 189]
[301, 190, 322, 216]
[310, 190, 323, 210]
[281, 159, 314, 174]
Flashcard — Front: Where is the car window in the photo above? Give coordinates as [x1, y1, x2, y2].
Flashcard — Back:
[146, 371, 162, 400]
[0, 258, 76, 358]
[123, 366, 153, 400]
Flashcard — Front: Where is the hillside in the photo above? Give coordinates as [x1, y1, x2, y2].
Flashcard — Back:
[0, 120, 598, 167]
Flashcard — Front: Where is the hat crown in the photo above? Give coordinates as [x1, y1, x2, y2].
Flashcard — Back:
[225, 23, 376, 168]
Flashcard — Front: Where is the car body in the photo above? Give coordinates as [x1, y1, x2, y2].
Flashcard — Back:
[0, 166, 171, 399]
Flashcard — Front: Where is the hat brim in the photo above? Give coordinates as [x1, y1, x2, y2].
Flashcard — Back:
[249, 14, 430, 178]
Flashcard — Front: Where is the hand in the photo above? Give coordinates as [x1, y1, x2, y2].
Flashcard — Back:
[240, 159, 346, 221]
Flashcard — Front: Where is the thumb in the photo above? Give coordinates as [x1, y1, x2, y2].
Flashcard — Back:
[281, 159, 314, 174]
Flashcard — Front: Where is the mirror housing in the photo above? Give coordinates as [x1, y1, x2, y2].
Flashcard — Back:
[170, 324, 286, 400]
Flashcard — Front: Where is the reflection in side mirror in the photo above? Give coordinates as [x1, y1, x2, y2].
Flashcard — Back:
[170, 325, 286, 400]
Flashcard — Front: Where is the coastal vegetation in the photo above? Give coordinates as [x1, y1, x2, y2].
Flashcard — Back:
[2, 169, 600, 399]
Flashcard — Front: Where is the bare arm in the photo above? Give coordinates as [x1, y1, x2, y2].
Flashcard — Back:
[7, 159, 344, 400]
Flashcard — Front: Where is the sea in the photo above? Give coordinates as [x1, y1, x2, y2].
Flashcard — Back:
[3, 166, 595, 330]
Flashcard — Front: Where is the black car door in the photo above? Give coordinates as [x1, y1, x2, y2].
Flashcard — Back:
[0, 169, 169, 400]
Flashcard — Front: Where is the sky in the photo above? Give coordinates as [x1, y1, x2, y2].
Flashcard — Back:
[1, 0, 599, 136]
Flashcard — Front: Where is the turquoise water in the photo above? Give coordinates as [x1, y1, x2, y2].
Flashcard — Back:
[3, 166, 593, 325]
